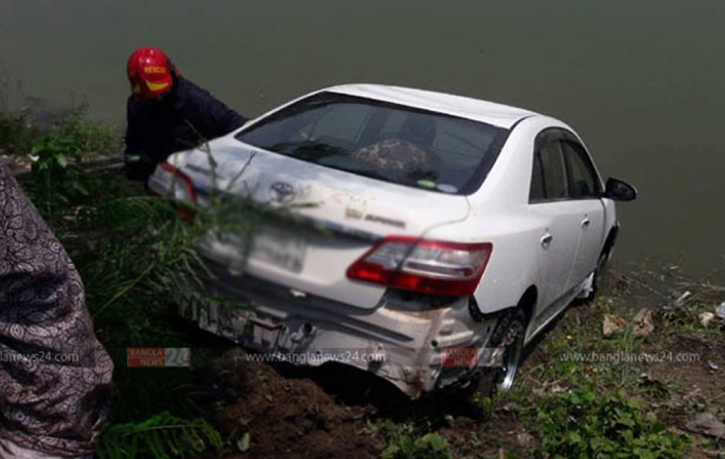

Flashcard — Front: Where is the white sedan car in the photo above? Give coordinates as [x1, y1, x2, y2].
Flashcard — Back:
[148, 84, 636, 397]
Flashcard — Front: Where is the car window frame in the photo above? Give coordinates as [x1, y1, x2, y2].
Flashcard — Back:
[530, 144, 546, 203]
[529, 127, 604, 204]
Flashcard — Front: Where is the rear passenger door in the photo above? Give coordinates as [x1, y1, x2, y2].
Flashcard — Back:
[561, 139, 606, 287]
[528, 133, 581, 327]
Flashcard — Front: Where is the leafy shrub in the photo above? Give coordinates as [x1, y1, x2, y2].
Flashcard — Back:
[534, 387, 687, 459]
[27, 109, 121, 214]
[374, 421, 452, 459]
[30, 133, 93, 211]
[473, 393, 495, 420]
[0, 110, 38, 157]
[77, 193, 217, 340]
[55, 108, 121, 158]
[97, 411, 222, 459]
[382, 433, 452, 459]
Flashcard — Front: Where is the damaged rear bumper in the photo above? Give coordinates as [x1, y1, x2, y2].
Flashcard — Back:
[183, 259, 504, 398]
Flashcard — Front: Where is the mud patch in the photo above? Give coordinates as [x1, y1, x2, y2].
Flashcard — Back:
[646, 337, 725, 412]
[440, 413, 532, 458]
[204, 349, 383, 459]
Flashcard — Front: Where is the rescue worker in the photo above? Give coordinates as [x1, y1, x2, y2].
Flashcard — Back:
[124, 47, 247, 180]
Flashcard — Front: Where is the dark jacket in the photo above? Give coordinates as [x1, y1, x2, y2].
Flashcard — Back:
[124, 76, 246, 179]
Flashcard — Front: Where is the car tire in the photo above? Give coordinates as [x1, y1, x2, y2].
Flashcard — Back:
[472, 307, 528, 395]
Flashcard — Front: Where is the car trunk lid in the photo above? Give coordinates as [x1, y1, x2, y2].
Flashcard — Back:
[167, 140, 471, 309]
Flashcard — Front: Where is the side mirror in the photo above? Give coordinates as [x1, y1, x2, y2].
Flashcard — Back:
[604, 178, 637, 202]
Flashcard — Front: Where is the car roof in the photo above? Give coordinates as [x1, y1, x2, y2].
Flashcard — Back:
[323, 84, 538, 129]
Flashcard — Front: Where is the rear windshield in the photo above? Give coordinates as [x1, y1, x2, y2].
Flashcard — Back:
[235, 92, 509, 195]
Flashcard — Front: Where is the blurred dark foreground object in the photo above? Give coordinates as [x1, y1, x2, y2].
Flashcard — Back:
[0, 161, 113, 458]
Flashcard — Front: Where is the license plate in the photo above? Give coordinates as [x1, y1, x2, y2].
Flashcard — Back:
[249, 225, 307, 273]
[200, 224, 307, 273]
[182, 300, 285, 350]
[180, 301, 252, 342]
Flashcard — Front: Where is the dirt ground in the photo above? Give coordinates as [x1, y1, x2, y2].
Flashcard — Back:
[205, 349, 384, 459]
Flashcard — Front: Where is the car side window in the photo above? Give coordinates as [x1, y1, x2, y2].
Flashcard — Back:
[562, 141, 601, 198]
[537, 141, 568, 201]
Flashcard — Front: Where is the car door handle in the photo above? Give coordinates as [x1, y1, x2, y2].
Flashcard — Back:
[540, 233, 553, 249]
[581, 218, 591, 229]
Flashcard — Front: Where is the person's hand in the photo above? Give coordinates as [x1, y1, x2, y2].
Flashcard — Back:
[123, 154, 155, 181]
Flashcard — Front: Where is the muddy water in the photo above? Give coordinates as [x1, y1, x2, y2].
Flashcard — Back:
[1, 0, 724, 276]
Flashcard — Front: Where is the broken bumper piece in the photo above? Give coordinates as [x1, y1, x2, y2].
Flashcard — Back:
[182, 261, 503, 398]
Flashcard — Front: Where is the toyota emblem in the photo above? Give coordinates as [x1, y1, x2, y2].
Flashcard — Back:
[269, 182, 296, 203]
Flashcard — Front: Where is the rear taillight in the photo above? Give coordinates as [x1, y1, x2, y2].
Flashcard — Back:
[159, 162, 197, 204]
[346, 236, 492, 296]
[154, 162, 197, 220]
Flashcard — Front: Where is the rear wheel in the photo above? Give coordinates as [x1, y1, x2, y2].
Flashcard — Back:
[495, 308, 527, 391]
[472, 308, 528, 395]
[497, 310, 526, 391]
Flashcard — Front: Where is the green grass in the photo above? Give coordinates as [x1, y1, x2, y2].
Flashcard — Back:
[533, 387, 688, 459]
[373, 420, 453, 459]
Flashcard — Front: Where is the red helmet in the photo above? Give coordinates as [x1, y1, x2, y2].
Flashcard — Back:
[127, 47, 179, 100]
